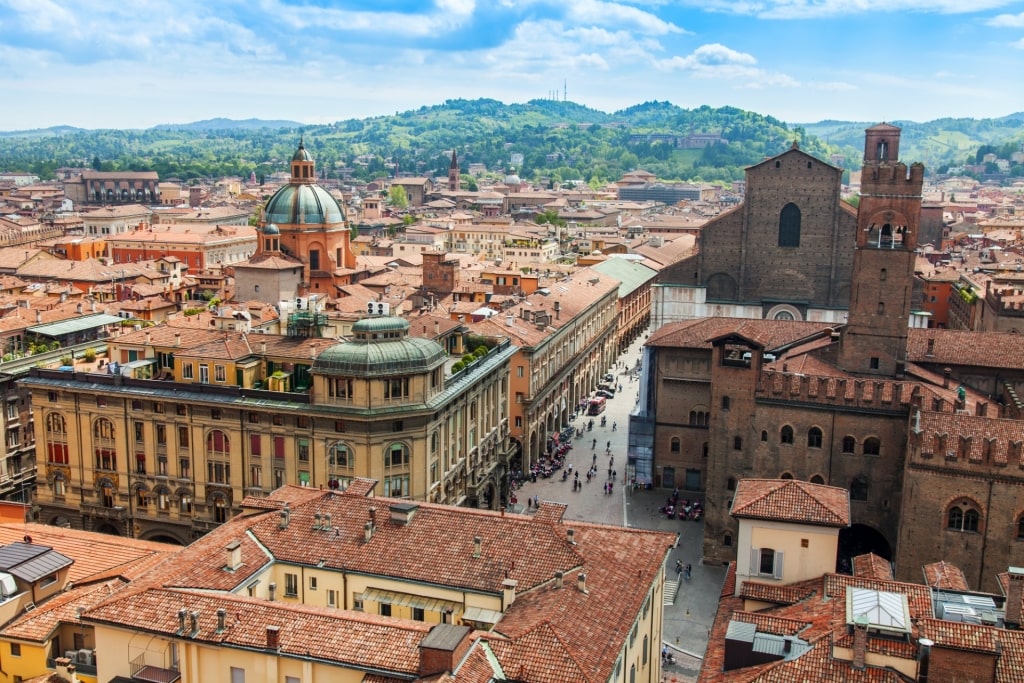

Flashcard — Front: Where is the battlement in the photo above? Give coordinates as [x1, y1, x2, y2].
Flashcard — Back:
[863, 161, 925, 188]
[911, 410, 1024, 470]
[756, 368, 925, 412]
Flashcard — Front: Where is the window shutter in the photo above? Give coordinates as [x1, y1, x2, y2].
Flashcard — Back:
[773, 551, 785, 580]
[750, 548, 760, 575]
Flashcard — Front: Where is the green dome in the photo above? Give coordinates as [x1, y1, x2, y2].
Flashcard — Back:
[292, 140, 314, 162]
[263, 223, 280, 235]
[313, 317, 446, 377]
[264, 184, 345, 225]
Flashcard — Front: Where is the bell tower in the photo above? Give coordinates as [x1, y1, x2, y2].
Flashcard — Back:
[838, 124, 924, 377]
[448, 149, 460, 192]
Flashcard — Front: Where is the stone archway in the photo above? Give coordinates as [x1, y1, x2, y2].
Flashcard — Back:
[838, 523, 892, 572]
[94, 523, 122, 536]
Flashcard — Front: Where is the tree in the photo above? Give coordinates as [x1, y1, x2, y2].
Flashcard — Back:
[535, 209, 565, 227]
[92, 155, 102, 171]
[388, 185, 409, 209]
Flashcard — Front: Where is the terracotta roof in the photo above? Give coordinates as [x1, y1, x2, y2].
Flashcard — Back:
[731, 479, 850, 528]
[647, 317, 833, 352]
[922, 561, 969, 591]
[908, 328, 1024, 370]
[739, 581, 816, 605]
[852, 553, 893, 581]
[0, 578, 126, 641]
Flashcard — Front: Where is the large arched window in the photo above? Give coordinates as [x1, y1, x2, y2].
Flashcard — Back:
[778, 203, 801, 247]
[328, 442, 352, 469]
[206, 430, 230, 457]
[807, 427, 823, 448]
[850, 476, 868, 501]
[670, 437, 681, 453]
[384, 442, 410, 498]
[863, 437, 881, 456]
[206, 430, 231, 484]
[841, 436, 856, 454]
[947, 501, 981, 533]
[780, 425, 795, 445]
[45, 413, 69, 464]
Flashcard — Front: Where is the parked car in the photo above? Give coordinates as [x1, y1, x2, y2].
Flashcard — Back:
[603, 373, 615, 382]
[595, 389, 615, 399]
[597, 383, 615, 393]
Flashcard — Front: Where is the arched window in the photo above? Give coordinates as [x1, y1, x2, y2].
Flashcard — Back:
[761, 430, 768, 442]
[46, 413, 69, 464]
[850, 476, 868, 501]
[810, 474, 825, 484]
[778, 203, 801, 247]
[206, 430, 230, 457]
[328, 442, 352, 469]
[780, 425, 794, 444]
[385, 443, 409, 468]
[841, 436, 856, 454]
[863, 437, 881, 456]
[807, 427, 823, 448]
[733, 436, 743, 451]
[780, 472, 794, 480]
[94, 418, 116, 470]
[947, 502, 981, 532]
[670, 437, 681, 453]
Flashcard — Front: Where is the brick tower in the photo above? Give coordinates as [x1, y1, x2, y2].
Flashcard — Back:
[448, 149, 460, 192]
[837, 124, 924, 377]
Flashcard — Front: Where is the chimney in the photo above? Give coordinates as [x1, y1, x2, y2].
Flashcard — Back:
[364, 521, 374, 542]
[323, 513, 332, 530]
[369, 507, 377, 527]
[35, 311, 42, 324]
[77, 303, 83, 314]
[473, 536, 482, 558]
[261, 341, 267, 354]
[225, 540, 241, 571]
[266, 625, 281, 651]
[313, 512, 322, 530]
[145, 331, 151, 345]
[502, 578, 518, 607]
[279, 508, 290, 529]
[189, 610, 200, 638]
[54, 657, 77, 682]
[216, 608, 227, 632]
[943, 367, 951, 389]
[435, 320, 440, 335]
[1006, 567, 1024, 629]
[554, 301, 561, 319]
[177, 608, 187, 634]
[782, 637, 792, 654]
[917, 637, 933, 683]
[852, 615, 869, 669]
[554, 571, 564, 589]
[926, 338, 935, 356]
[174, 332, 181, 347]
[567, 528, 576, 545]
[418, 624, 473, 677]
[577, 572, 588, 594]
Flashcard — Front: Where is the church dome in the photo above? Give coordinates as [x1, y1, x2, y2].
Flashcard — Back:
[263, 223, 280, 235]
[312, 316, 446, 377]
[264, 184, 346, 225]
[504, 168, 522, 186]
[292, 140, 314, 162]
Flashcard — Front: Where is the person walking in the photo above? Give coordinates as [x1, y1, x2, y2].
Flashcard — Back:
[684, 563, 692, 580]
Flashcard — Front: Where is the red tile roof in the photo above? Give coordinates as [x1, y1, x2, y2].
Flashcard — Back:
[852, 553, 893, 581]
[922, 561, 969, 591]
[731, 479, 850, 528]
[739, 581, 816, 606]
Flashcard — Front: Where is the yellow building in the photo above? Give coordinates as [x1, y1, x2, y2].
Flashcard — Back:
[80, 483, 676, 683]
[23, 317, 515, 545]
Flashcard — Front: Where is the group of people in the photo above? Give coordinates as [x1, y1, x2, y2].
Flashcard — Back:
[674, 560, 692, 580]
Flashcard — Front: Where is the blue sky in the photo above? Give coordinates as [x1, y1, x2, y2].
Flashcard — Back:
[1, 0, 1024, 130]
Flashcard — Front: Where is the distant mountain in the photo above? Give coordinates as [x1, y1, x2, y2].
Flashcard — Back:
[152, 118, 303, 131]
[0, 125, 87, 139]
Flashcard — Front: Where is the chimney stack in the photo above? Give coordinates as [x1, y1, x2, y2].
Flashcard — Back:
[502, 578, 518, 607]
[364, 521, 374, 542]
[473, 536, 482, 558]
[323, 513, 332, 530]
[917, 637, 933, 683]
[577, 572, 588, 594]
[225, 540, 241, 571]
[943, 367, 951, 389]
[216, 608, 227, 632]
[278, 508, 290, 529]
[567, 528, 576, 545]
[1006, 567, 1024, 629]
[369, 507, 377, 527]
[266, 625, 281, 651]
[852, 615, 869, 670]
[189, 610, 200, 638]
[554, 571, 564, 589]
[174, 332, 181, 347]
[268, 582, 276, 601]
[313, 512, 321, 530]
[177, 608, 187, 633]
[54, 657, 77, 682]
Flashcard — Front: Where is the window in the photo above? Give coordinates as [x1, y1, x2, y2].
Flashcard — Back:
[96, 396, 106, 408]
[131, 399, 142, 411]
[10, 643, 20, 656]
[211, 408, 222, 420]
[250, 434, 262, 457]
[230, 667, 245, 683]
[780, 472, 794, 480]
[780, 425, 794, 444]
[841, 436, 856, 454]
[178, 425, 190, 451]
[517, 365, 524, 377]
[379, 602, 392, 617]
[778, 203, 801, 247]
[413, 607, 425, 621]
[670, 437, 680, 453]
[297, 416, 309, 429]
[328, 589, 337, 607]
[1017, 515, 1024, 540]
[863, 437, 881, 456]
[385, 443, 409, 468]
[643, 635, 649, 665]
[134, 421, 145, 443]
[248, 412, 260, 424]
[726, 477, 736, 491]
[384, 474, 409, 497]
[384, 377, 410, 400]
[947, 503, 981, 533]
[297, 439, 310, 462]
[199, 364, 210, 383]
[733, 436, 742, 450]
[869, 357, 880, 370]
[328, 442, 352, 469]
[309, 576, 317, 591]
[760, 430, 768, 442]
[45, 413, 68, 464]
[180, 494, 192, 514]
[850, 476, 869, 501]
[334, 420, 347, 433]
[807, 427, 823, 448]
[753, 548, 784, 579]
[177, 404, 187, 416]
[721, 396, 730, 410]
[810, 475, 825, 485]
[688, 410, 708, 426]
[183, 363, 194, 380]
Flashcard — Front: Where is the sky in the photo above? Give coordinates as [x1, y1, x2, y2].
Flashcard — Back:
[2, 0, 1024, 131]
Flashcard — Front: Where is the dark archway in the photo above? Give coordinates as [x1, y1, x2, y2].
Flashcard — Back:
[145, 534, 185, 546]
[838, 523, 892, 572]
[94, 523, 121, 536]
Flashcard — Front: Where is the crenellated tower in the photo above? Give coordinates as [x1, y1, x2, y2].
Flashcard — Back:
[837, 124, 924, 377]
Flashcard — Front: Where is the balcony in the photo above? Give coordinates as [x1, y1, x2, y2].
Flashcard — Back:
[130, 652, 181, 683]
[80, 502, 128, 520]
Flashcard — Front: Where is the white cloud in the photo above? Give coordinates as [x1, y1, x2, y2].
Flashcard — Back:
[256, 0, 476, 37]
[691, 0, 1017, 18]
[657, 43, 758, 77]
[565, 0, 685, 35]
[1014, 37, 1024, 48]
[988, 11, 1024, 27]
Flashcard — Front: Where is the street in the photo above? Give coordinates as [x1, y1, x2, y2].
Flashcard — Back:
[508, 329, 726, 682]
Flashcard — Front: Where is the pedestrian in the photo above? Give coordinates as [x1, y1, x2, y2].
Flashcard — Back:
[608, 467, 613, 479]
[675, 560, 683, 575]
[684, 563, 692, 580]
[527, 497, 532, 510]
[613, 469, 617, 481]
[592, 439, 597, 451]
[533, 495, 539, 508]
[610, 456, 614, 467]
